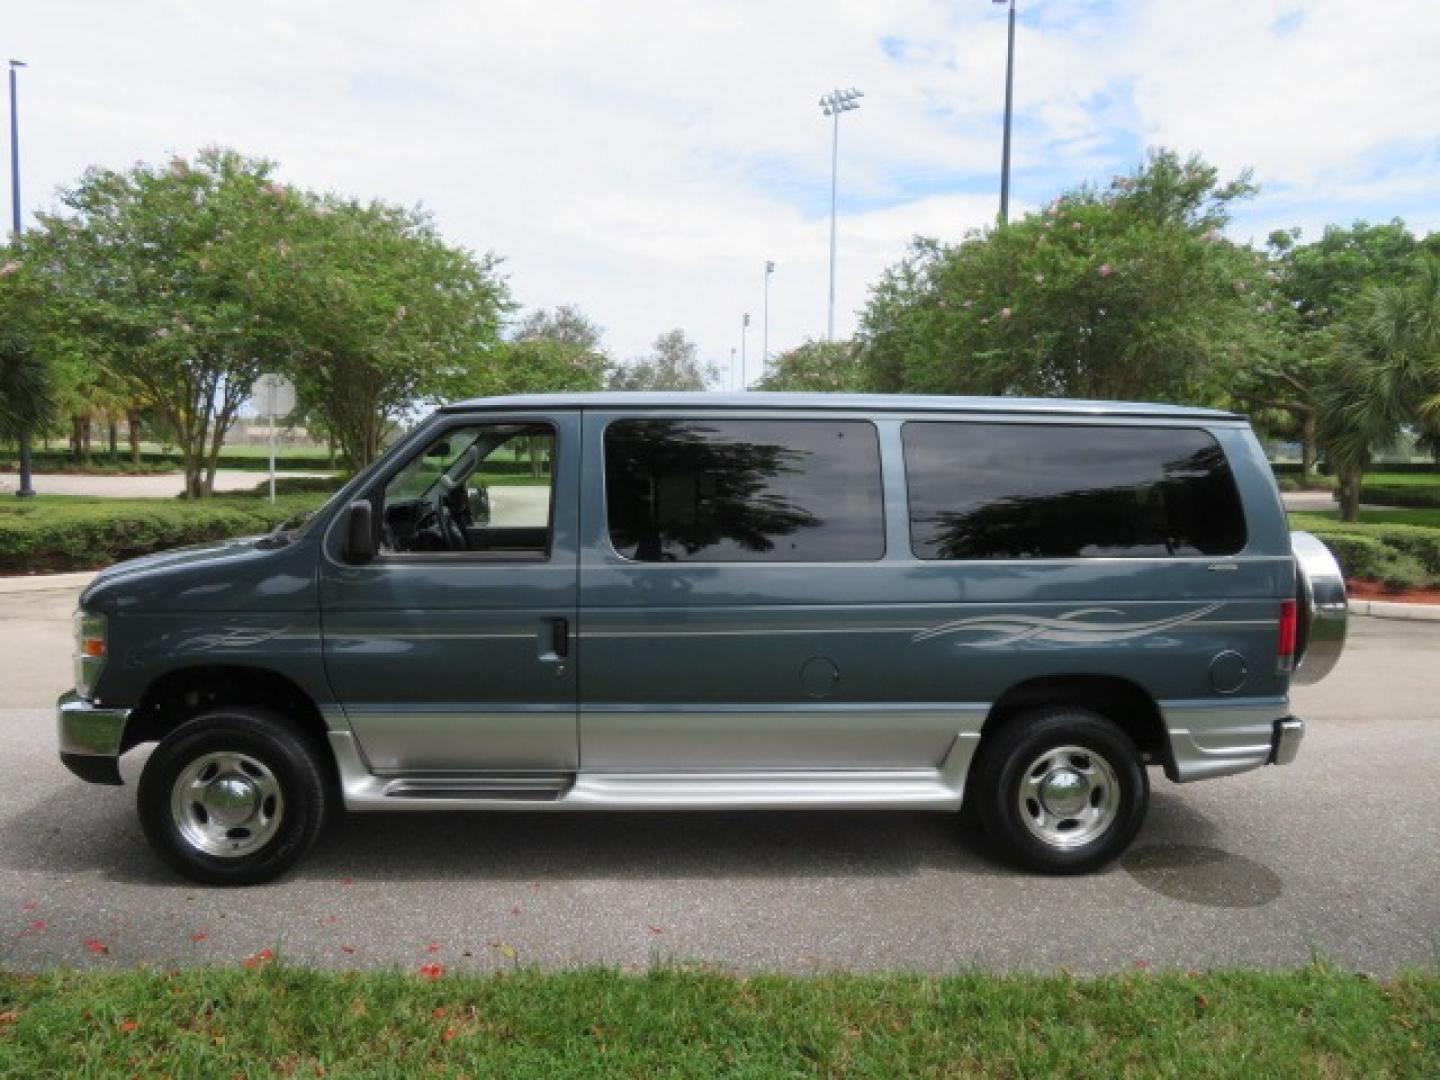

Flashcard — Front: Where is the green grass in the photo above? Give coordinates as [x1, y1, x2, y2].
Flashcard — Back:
[1365, 471, 1440, 487]
[0, 964, 1434, 1078]
[1292, 508, 1440, 530]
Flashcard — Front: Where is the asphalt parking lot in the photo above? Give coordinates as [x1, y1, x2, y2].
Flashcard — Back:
[1, 583, 1436, 975]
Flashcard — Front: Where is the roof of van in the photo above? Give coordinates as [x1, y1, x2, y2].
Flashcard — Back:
[441, 391, 1243, 421]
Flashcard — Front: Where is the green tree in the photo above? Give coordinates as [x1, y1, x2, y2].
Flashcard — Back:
[1320, 256, 1440, 520]
[755, 339, 867, 392]
[1240, 221, 1423, 476]
[479, 305, 609, 397]
[279, 197, 511, 468]
[0, 261, 54, 472]
[25, 150, 300, 497]
[859, 150, 1269, 406]
[606, 329, 716, 391]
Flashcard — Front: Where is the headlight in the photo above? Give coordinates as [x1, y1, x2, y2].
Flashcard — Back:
[73, 610, 107, 700]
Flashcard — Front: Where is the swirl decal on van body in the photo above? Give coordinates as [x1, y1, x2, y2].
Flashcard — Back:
[912, 604, 1222, 648]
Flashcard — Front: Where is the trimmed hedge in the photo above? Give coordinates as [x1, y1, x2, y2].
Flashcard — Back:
[243, 475, 347, 497]
[1360, 484, 1440, 509]
[1302, 520, 1440, 591]
[0, 492, 331, 573]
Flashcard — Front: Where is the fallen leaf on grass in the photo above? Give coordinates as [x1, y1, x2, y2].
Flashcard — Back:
[418, 962, 445, 981]
[84, 938, 109, 955]
[441, 1027, 458, 1043]
[118, 1019, 137, 1033]
[243, 947, 275, 969]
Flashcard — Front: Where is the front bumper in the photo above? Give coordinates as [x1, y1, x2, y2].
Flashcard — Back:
[1270, 716, 1305, 767]
[57, 690, 129, 786]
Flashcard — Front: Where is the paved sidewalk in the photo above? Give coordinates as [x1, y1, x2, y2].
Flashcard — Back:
[0, 469, 333, 499]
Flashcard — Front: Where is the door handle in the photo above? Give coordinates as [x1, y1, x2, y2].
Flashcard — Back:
[548, 617, 569, 659]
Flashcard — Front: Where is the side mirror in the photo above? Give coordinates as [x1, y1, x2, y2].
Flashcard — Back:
[345, 500, 377, 563]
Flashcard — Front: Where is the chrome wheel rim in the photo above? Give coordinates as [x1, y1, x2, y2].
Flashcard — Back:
[170, 751, 284, 858]
[1017, 744, 1120, 849]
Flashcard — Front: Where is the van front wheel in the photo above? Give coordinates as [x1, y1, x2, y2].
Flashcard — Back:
[970, 708, 1147, 874]
[138, 709, 330, 886]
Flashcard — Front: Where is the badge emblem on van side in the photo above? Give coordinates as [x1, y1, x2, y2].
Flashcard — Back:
[912, 604, 1222, 648]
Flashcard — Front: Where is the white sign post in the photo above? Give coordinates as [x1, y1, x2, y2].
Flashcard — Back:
[250, 374, 296, 504]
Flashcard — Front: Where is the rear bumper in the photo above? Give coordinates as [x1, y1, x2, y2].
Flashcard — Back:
[1270, 716, 1305, 767]
[57, 690, 128, 786]
[1163, 700, 1304, 782]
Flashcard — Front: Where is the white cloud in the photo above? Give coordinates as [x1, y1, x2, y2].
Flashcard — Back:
[8, 0, 1440, 371]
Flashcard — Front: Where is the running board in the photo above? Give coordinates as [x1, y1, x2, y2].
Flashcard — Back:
[329, 732, 977, 813]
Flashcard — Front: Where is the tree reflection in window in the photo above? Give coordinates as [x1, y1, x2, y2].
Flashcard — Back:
[605, 419, 884, 562]
[905, 424, 1246, 560]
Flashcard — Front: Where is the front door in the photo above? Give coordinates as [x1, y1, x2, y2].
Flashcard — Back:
[320, 412, 579, 774]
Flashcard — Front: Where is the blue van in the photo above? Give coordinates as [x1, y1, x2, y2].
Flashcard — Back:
[58, 393, 1346, 883]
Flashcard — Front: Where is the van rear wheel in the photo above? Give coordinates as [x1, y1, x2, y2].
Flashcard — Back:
[138, 709, 330, 886]
[970, 707, 1147, 874]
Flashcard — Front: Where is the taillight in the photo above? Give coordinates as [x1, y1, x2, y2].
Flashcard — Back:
[1277, 598, 1297, 673]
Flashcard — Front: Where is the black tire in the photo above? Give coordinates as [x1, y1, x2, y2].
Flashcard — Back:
[138, 708, 331, 886]
[969, 707, 1148, 874]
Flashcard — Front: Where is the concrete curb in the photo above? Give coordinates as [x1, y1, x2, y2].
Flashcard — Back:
[1347, 598, 1440, 622]
[2, 570, 1439, 621]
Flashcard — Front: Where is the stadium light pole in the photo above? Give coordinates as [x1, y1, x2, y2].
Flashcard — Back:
[740, 312, 750, 390]
[8, 58, 34, 499]
[994, 0, 1016, 225]
[762, 260, 774, 377]
[819, 87, 862, 340]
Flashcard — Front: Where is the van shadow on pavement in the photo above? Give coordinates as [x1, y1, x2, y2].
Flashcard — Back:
[4, 767, 1276, 897]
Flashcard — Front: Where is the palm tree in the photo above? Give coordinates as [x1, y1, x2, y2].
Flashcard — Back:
[0, 338, 52, 489]
[1320, 257, 1440, 521]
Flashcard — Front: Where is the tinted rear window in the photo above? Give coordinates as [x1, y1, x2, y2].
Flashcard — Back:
[605, 419, 884, 562]
[903, 422, 1246, 560]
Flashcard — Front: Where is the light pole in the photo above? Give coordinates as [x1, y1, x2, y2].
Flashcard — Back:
[819, 87, 862, 340]
[740, 313, 750, 390]
[729, 347, 737, 392]
[7, 58, 34, 499]
[762, 260, 774, 376]
[994, 0, 1016, 225]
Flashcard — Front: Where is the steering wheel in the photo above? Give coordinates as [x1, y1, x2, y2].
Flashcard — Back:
[435, 499, 466, 551]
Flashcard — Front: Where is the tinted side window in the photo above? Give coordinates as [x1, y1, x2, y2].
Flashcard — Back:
[903, 422, 1246, 560]
[605, 419, 884, 562]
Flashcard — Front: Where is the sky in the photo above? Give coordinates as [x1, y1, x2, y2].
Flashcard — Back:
[7, 0, 1440, 385]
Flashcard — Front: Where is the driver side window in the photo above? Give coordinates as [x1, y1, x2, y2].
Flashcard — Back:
[378, 422, 555, 559]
